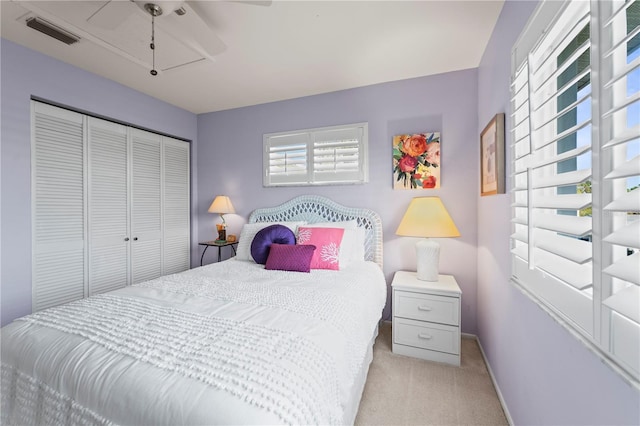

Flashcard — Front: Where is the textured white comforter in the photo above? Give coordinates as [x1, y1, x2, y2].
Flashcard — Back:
[1, 259, 386, 425]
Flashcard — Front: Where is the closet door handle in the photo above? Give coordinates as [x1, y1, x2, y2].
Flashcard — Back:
[124, 237, 130, 241]
[133, 237, 138, 241]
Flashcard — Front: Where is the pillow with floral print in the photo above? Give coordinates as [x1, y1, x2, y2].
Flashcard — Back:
[296, 227, 345, 270]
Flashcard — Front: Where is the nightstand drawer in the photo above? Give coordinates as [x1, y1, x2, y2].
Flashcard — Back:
[394, 318, 460, 355]
[394, 290, 459, 326]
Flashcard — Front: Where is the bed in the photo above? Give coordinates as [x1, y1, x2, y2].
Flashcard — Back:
[1, 195, 386, 425]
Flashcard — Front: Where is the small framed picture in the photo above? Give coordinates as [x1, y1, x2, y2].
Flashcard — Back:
[480, 113, 505, 196]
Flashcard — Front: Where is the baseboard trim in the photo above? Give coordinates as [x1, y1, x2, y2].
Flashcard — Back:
[462, 333, 514, 426]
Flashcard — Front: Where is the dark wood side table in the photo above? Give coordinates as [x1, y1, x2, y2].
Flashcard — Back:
[199, 240, 238, 266]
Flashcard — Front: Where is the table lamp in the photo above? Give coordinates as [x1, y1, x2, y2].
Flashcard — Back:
[395, 197, 460, 281]
[208, 195, 235, 241]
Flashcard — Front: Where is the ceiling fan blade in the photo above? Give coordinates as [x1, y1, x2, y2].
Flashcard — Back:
[161, 3, 226, 58]
[87, 1, 137, 30]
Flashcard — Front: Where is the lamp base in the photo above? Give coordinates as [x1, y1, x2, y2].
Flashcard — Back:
[416, 238, 440, 281]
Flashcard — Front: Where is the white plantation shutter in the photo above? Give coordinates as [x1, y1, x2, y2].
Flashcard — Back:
[599, 0, 640, 377]
[130, 129, 162, 284]
[511, 0, 640, 383]
[87, 117, 129, 295]
[511, 0, 594, 334]
[163, 137, 191, 275]
[511, 61, 531, 260]
[265, 132, 309, 185]
[313, 127, 366, 184]
[264, 123, 368, 186]
[32, 103, 86, 310]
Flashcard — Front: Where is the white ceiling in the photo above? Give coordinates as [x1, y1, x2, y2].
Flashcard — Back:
[1, 0, 504, 114]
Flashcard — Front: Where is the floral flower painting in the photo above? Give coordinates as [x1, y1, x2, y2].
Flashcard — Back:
[393, 132, 441, 190]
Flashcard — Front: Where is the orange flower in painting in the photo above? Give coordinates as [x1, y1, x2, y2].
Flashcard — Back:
[401, 134, 427, 157]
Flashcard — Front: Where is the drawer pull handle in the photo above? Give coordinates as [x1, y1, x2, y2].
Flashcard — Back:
[418, 333, 433, 340]
[417, 305, 432, 312]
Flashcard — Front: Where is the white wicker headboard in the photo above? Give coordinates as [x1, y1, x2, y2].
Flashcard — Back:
[249, 195, 383, 269]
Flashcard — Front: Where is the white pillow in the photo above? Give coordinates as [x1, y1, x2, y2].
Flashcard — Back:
[349, 227, 366, 262]
[236, 221, 306, 262]
[302, 220, 365, 268]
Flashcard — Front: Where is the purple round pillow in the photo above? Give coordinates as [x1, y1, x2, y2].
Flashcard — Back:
[250, 224, 296, 264]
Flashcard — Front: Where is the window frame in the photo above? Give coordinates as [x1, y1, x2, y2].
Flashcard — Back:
[263, 122, 369, 187]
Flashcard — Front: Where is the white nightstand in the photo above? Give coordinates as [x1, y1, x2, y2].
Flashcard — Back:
[392, 271, 462, 366]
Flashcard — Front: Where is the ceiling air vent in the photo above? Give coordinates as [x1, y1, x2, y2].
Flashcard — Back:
[26, 17, 80, 45]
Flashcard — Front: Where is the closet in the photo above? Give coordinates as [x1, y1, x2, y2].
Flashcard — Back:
[32, 101, 191, 311]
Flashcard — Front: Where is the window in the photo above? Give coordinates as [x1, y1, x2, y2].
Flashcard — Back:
[263, 122, 368, 186]
[511, 0, 639, 385]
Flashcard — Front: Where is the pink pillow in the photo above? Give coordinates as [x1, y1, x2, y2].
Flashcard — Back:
[265, 243, 316, 273]
[297, 227, 345, 270]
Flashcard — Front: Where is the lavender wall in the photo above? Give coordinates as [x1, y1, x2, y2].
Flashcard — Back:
[476, 2, 640, 424]
[197, 70, 479, 329]
[0, 39, 199, 326]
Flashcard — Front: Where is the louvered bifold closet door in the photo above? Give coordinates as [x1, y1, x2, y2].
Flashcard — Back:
[163, 138, 191, 274]
[87, 117, 129, 295]
[130, 129, 163, 284]
[32, 102, 86, 310]
[599, 0, 640, 378]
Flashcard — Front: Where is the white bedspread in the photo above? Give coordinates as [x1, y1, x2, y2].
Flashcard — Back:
[1, 259, 386, 425]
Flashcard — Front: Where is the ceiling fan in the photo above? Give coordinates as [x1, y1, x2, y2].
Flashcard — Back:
[87, 0, 270, 75]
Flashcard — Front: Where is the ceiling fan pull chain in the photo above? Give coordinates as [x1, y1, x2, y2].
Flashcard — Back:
[150, 13, 157, 76]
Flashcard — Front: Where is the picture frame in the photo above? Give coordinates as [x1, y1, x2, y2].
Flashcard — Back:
[480, 113, 505, 196]
[392, 132, 441, 190]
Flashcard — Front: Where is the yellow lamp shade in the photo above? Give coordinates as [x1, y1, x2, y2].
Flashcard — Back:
[395, 197, 460, 238]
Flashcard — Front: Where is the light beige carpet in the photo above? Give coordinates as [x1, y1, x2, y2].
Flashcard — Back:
[355, 322, 508, 426]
